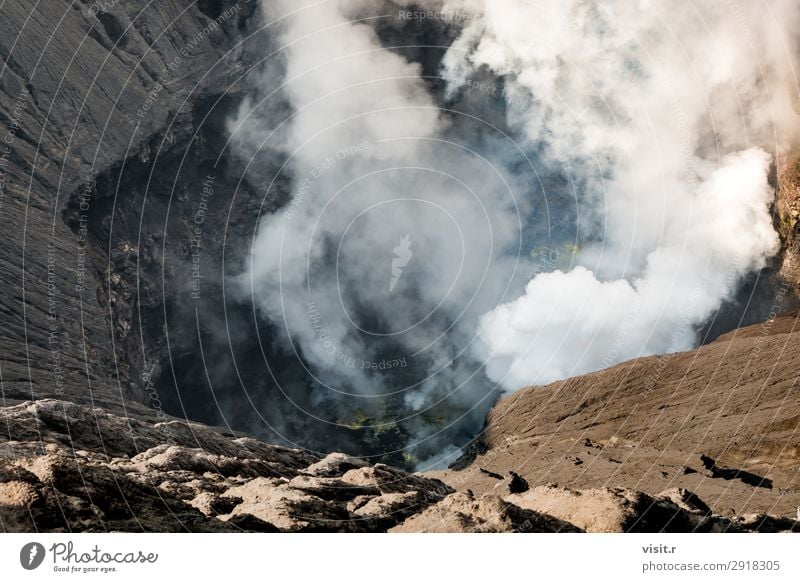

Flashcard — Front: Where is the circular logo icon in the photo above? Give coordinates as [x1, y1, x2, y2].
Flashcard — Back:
[19, 542, 46, 570]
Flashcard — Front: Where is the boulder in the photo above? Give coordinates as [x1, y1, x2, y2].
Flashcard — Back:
[391, 491, 582, 533]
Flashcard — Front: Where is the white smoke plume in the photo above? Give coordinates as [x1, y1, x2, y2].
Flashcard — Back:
[229, 0, 799, 461]
[477, 148, 778, 388]
[230, 0, 529, 463]
[434, 0, 798, 390]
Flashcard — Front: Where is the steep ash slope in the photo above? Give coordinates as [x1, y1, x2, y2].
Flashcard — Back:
[0, 0, 258, 413]
[431, 312, 800, 522]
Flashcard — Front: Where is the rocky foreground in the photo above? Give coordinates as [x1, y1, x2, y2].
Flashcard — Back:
[4, 312, 800, 536]
[0, 399, 791, 533]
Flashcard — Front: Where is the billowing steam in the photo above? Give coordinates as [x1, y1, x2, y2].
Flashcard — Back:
[435, 0, 798, 389]
[230, 0, 529, 465]
[228, 0, 798, 465]
[477, 148, 778, 388]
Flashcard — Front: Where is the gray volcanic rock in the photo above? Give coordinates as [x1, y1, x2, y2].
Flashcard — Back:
[0, 446, 239, 532]
[390, 491, 583, 533]
[304, 452, 371, 477]
[0, 398, 457, 532]
[3, 397, 796, 533]
[0, 398, 317, 467]
[506, 486, 739, 533]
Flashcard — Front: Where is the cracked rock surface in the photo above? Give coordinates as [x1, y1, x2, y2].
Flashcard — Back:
[2, 396, 798, 532]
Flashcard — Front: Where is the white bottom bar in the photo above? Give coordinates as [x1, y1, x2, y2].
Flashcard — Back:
[2, 533, 798, 581]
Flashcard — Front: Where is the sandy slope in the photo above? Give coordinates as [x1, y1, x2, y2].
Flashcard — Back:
[430, 312, 800, 521]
